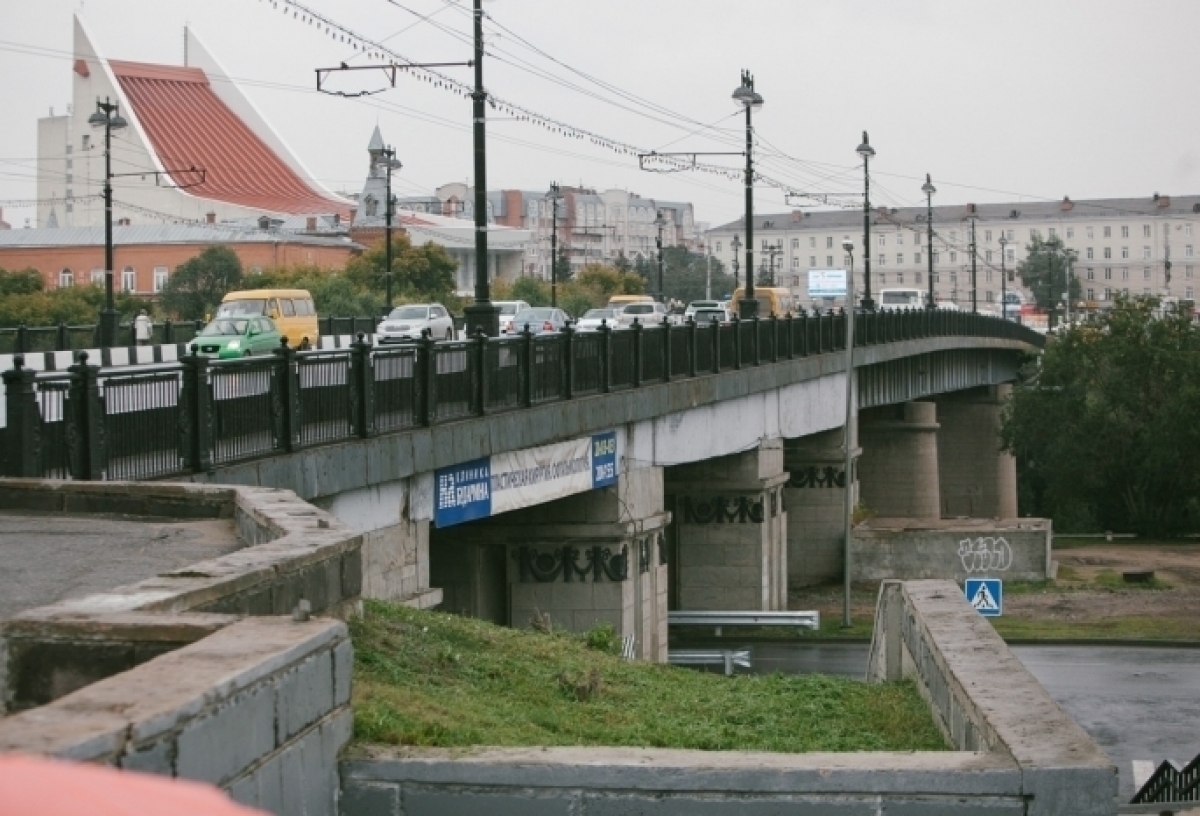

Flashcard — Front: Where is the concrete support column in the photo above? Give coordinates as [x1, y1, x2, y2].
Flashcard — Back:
[935, 384, 1018, 519]
[431, 465, 669, 662]
[857, 401, 941, 520]
[664, 440, 789, 612]
[783, 429, 860, 587]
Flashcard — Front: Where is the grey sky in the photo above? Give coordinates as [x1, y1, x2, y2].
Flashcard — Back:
[2, 0, 1198, 230]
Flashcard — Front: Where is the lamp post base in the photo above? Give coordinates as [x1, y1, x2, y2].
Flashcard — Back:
[860, 297, 875, 311]
[463, 302, 499, 338]
[738, 299, 759, 321]
[98, 308, 120, 348]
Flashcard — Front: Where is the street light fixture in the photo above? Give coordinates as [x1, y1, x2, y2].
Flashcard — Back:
[463, 0, 500, 337]
[922, 173, 937, 308]
[839, 237, 856, 629]
[999, 233, 1010, 321]
[733, 70, 763, 320]
[730, 234, 742, 280]
[368, 143, 402, 317]
[88, 97, 127, 348]
[547, 182, 561, 307]
[856, 132, 875, 310]
[654, 210, 667, 302]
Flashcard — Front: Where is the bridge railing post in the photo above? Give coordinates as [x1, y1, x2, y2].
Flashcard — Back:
[631, 319, 643, 388]
[15, 324, 28, 355]
[599, 320, 612, 393]
[731, 315, 742, 370]
[471, 329, 488, 415]
[561, 324, 574, 399]
[351, 332, 375, 436]
[66, 351, 105, 480]
[711, 318, 721, 373]
[687, 316, 698, 377]
[271, 338, 301, 453]
[2, 356, 42, 477]
[520, 324, 534, 408]
[784, 313, 794, 359]
[661, 316, 672, 383]
[180, 345, 214, 473]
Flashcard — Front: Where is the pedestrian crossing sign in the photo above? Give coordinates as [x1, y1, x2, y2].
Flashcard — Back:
[965, 578, 1003, 617]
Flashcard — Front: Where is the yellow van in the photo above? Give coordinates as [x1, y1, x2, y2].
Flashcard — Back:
[216, 289, 319, 349]
[730, 286, 796, 317]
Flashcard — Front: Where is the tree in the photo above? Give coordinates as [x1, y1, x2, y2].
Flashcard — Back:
[1002, 296, 1200, 535]
[242, 265, 380, 317]
[613, 252, 632, 274]
[553, 245, 573, 284]
[508, 277, 551, 306]
[345, 234, 459, 308]
[0, 267, 44, 296]
[660, 247, 735, 303]
[1016, 235, 1082, 319]
[161, 246, 244, 320]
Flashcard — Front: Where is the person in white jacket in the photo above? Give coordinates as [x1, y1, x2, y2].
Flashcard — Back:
[133, 310, 153, 346]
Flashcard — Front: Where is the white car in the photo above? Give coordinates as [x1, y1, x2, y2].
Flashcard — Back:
[617, 301, 669, 327]
[376, 303, 455, 343]
[575, 307, 619, 331]
[495, 300, 532, 334]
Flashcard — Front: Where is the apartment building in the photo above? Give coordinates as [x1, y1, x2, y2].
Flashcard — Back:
[707, 194, 1200, 310]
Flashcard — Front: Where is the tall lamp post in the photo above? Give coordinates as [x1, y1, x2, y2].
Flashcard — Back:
[856, 132, 875, 310]
[547, 182, 561, 307]
[654, 210, 667, 302]
[730, 234, 742, 283]
[88, 97, 127, 348]
[463, 0, 499, 337]
[968, 214, 978, 314]
[369, 144, 402, 316]
[999, 234, 1009, 321]
[922, 173, 937, 308]
[733, 70, 763, 319]
[840, 237, 856, 628]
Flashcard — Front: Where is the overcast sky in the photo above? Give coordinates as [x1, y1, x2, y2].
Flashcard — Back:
[3, 0, 1199, 230]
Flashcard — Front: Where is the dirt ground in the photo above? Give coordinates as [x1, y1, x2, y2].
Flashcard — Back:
[789, 542, 1200, 638]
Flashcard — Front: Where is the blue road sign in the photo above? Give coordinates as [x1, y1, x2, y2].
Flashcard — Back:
[965, 578, 1003, 617]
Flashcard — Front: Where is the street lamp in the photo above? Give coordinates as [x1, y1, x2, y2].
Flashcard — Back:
[654, 209, 667, 302]
[922, 173, 936, 308]
[88, 97, 127, 348]
[463, 0, 499, 337]
[999, 234, 1010, 321]
[968, 213, 978, 314]
[369, 143, 402, 317]
[839, 237, 856, 629]
[733, 70, 763, 320]
[547, 182, 561, 307]
[731, 234, 742, 280]
[856, 132, 875, 310]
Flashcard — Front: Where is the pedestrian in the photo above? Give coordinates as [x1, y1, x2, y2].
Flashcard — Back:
[134, 309, 153, 346]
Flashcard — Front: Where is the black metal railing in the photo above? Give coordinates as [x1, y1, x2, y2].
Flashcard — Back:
[1132, 752, 1200, 805]
[1, 310, 1044, 481]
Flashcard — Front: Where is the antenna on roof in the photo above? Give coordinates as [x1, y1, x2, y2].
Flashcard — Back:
[183, 23, 188, 66]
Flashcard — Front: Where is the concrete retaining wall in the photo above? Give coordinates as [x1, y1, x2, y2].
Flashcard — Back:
[853, 518, 1052, 582]
[341, 578, 1117, 816]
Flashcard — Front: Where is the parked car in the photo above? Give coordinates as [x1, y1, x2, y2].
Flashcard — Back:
[617, 301, 669, 327]
[690, 307, 732, 326]
[684, 299, 723, 317]
[194, 316, 283, 359]
[216, 288, 318, 349]
[495, 300, 532, 334]
[376, 303, 455, 343]
[506, 307, 571, 335]
[575, 307, 618, 331]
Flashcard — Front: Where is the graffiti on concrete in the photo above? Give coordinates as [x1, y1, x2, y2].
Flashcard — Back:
[958, 537, 1013, 573]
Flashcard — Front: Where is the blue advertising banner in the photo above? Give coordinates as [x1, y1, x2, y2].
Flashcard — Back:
[434, 457, 492, 528]
[591, 431, 617, 488]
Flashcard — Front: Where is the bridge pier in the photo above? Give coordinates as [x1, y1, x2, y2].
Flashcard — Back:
[935, 384, 1018, 519]
[857, 401, 942, 520]
[664, 440, 789, 612]
[783, 429, 860, 587]
[430, 465, 670, 662]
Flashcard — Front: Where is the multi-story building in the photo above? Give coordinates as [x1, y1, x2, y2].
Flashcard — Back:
[707, 194, 1200, 310]
[394, 184, 697, 280]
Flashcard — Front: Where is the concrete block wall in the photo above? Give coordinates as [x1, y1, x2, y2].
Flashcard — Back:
[0, 617, 354, 816]
[853, 518, 1052, 582]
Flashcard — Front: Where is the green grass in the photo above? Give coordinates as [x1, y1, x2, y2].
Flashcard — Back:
[351, 601, 948, 753]
[990, 616, 1198, 641]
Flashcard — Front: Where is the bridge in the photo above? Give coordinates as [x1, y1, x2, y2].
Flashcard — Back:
[1, 311, 1042, 659]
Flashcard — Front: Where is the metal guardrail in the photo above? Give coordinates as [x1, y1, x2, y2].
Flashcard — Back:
[0, 309, 1043, 482]
[668, 610, 821, 635]
[668, 648, 753, 676]
[1131, 752, 1200, 805]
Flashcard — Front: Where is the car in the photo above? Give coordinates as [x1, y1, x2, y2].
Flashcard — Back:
[684, 300, 722, 317]
[506, 307, 571, 335]
[574, 307, 619, 331]
[194, 316, 283, 359]
[617, 301, 669, 327]
[217, 288, 318, 349]
[495, 300, 532, 334]
[376, 303, 455, 343]
[690, 307, 732, 326]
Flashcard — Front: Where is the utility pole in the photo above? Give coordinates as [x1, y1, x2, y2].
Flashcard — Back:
[999, 234, 1009, 321]
[547, 182, 561, 307]
[463, 0, 498, 337]
[705, 241, 712, 301]
[922, 174, 936, 308]
[969, 215, 978, 314]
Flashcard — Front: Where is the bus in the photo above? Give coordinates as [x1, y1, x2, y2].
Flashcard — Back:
[730, 287, 796, 317]
[878, 288, 924, 309]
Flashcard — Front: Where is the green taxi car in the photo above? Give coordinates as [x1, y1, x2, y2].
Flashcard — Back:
[194, 316, 283, 359]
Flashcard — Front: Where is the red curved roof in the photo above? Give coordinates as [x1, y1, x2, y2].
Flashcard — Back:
[110, 60, 349, 217]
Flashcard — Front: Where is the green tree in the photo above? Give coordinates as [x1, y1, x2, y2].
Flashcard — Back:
[1016, 235, 1082, 319]
[613, 252, 632, 274]
[661, 247, 735, 303]
[1002, 296, 1200, 535]
[508, 276, 551, 306]
[240, 265, 380, 317]
[346, 234, 459, 308]
[161, 245, 244, 320]
[553, 245, 573, 283]
[0, 267, 44, 296]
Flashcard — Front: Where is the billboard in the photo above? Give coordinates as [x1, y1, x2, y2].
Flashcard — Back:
[434, 431, 619, 528]
[808, 268, 848, 298]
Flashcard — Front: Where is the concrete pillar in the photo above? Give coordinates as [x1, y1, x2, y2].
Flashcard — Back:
[430, 465, 669, 662]
[783, 429, 860, 587]
[664, 440, 789, 612]
[935, 384, 1018, 519]
[857, 401, 941, 520]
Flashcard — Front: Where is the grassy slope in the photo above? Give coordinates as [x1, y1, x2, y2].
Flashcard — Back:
[351, 601, 947, 753]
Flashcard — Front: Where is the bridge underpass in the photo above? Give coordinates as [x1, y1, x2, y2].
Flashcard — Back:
[2, 312, 1042, 659]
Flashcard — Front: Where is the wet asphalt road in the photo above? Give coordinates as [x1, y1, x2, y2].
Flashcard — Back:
[729, 642, 1200, 802]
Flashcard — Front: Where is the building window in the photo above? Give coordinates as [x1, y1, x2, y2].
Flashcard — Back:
[950, 251, 957, 263]
[809, 237, 816, 248]
[1144, 225, 1152, 238]
[1066, 228, 1074, 239]
[1187, 245, 1195, 257]
[1086, 247, 1094, 259]
[59, 268, 73, 288]
[896, 233, 904, 245]
[1104, 288, 1112, 301]
[826, 256, 833, 266]
[1104, 226, 1112, 238]
[1104, 247, 1112, 259]
[90, 269, 104, 284]
[933, 252, 940, 264]
[1104, 268, 1113, 280]
[250, 265, 263, 275]
[153, 266, 168, 293]
[1188, 286, 1195, 300]
[826, 237, 833, 248]
[878, 235, 886, 247]
[896, 272, 905, 284]
[1087, 268, 1094, 280]
[1143, 246, 1152, 259]
[879, 273, 887, 284]
[1187, 266, 1194, 279]
[1030, 229, 1039, 240]
[986, 270, 993, 283]
[914, 252, 922, 265]
[1121, 247, 1129, 259]
[1006, 249, 1015, 262]
[1121, 225, 1130, 238]
[1087, 288, 1095, 301]
[122, 266, 136, 292]
[950, 231, 958, 242]
[791, 257, 799, 268]
[1186, 224, 1194, 237]
[715, 241, 722, 253]
[984, 229, 992, 242]
[896, 254, 903, 265]
[1144, 287, 1151, 296]
[986, 250, 993, 262]
[1048, 227, 1057, 238]
[915, 272, 922, 284]
[791, 238, 799, 249]
[809, 256, 816, 267]
[1121, 267, 1129, 280]
[986, 290, 994, 302]
[82, 134, 90, 150]
[1145, 267, 1152, 280]
[1123, 288, 1130, 297]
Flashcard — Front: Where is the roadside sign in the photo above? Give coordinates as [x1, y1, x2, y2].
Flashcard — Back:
[965, 578, 1003, 617]
[808, 269, 848, 298]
